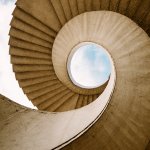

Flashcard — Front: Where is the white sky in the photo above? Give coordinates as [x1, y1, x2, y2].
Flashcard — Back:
[70, 44, 111, 88]
[0, 0, 37, 109]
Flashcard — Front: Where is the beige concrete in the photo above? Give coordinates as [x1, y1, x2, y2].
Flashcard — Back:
[85, 0, 92, 11]
[9, 37, 51, 54]
[92, 0, 101, 11]
[51, 0, 67, 25]
[77, 0, 85, 13]
[11, 17, 54, 42]
[11, 56, 52, 65]
[12, 64, 52, 72]
[68, 0, 78, 17]
[16, 0, 61, 31]
[60, 0, 72, 21]
[9, 5, 111, 112]
[19, 76, 57, 87]
[0, 61, 115, 149]
[9, 28, 52, 48]
[2, 0, 150, 149]
[10, 47, 51, 59]
[15, 0, 150, 37]
[13, 7, 56, 37]
[7, 10, 150, 150]
[23, 79, 59, 94]
[60, 11, 150, 150]
[8, 0, 150, 111]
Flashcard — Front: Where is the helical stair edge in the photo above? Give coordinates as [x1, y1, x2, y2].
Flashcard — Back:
[0, 0, 150, 150]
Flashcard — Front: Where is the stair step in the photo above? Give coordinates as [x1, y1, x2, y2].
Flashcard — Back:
[87, 95, 93, 104]
[11, 17, 54, 43]
[13, 64, 52, 72]
[15, 70, 52, 80]
[9, 37, 50, 54]
[109, 0, 119, 11]
[133, 0, 150, 24]
[51, 0, 67, 25]
[16, 0, 61, 31]
[145, 13, 150, 27]
[68, 0, 78, 17]
[13, 7, 56, 37]
[103, 110, 139, 149]
[75, 95, 84, 109]
[28, 83, 64, 100]
[9, 27, 52, 48]
[92, 0, 101, 11]
[37, 88, 69, 110]
[10, 47, 51, 59]
[11, 56, 52, 65]
[85, 0, 92, 11]
[92, 94, 99, 101]
[77, 0, 85, 14]
[23, 79, 59, 93]
[126, 0, 141, 18]
[101, 0, 110, 10]
[19, 76, 57, 87]
[100, 126, 121, 149]
[60, 0, 72, 21]
[55, 94, 79, 112]
[140, 13, 150, 31]
[117, 0, 130, 15]
[81, 96, 88, 107]
[46, 91, 74, 112]
[32, 86, 66, 106]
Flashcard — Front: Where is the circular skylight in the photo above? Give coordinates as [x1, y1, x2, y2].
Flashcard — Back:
[67, 42, 111, 89]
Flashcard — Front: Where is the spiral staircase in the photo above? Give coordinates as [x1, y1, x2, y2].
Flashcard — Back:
[0, 0, 150, 150]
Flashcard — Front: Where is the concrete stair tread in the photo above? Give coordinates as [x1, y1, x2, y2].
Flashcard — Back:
[75, 95, 84, 109]
[13, 7, 56, 37]
[134, 0, 150, 24]
[11, 17, 54, 43]
[81, 96, 88, 107]
[77, 0, 85, 14]
[37, 88, 70, 110]
[55, 94, 79, 112]
[10, 47, 51, 59]
[9, 37, 51, 54]
[13, 64, 53, 72]
[60, 0, 72, 21]
[19, 76, 57, 87]
[46, 91, 75, 111]
[100, 0, 110, 10]
[9, 27, 52, 48]
[9, 0, 150, 113]
[92, 0, 101, 11]
[11, 56, 52, 65]
[85, 0, 92, 11]
[68, 0, 78, 17]
[23, 79, 59, 93]
[16, 0, 61, 31]
[51, 0, 67, 25]
[28, 84, 64, 100]
[15, 70, 53, 80]
[87, 95, 93, 104]
[32, 86, 67, 106]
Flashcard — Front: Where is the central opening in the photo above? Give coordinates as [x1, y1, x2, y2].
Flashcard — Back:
[67, 42, 111, 89]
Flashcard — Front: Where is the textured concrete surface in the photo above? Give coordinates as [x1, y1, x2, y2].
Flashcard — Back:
[0, 68, 115, 150]
[1, 0, 150, 149]
[9, 0, 150, 112]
